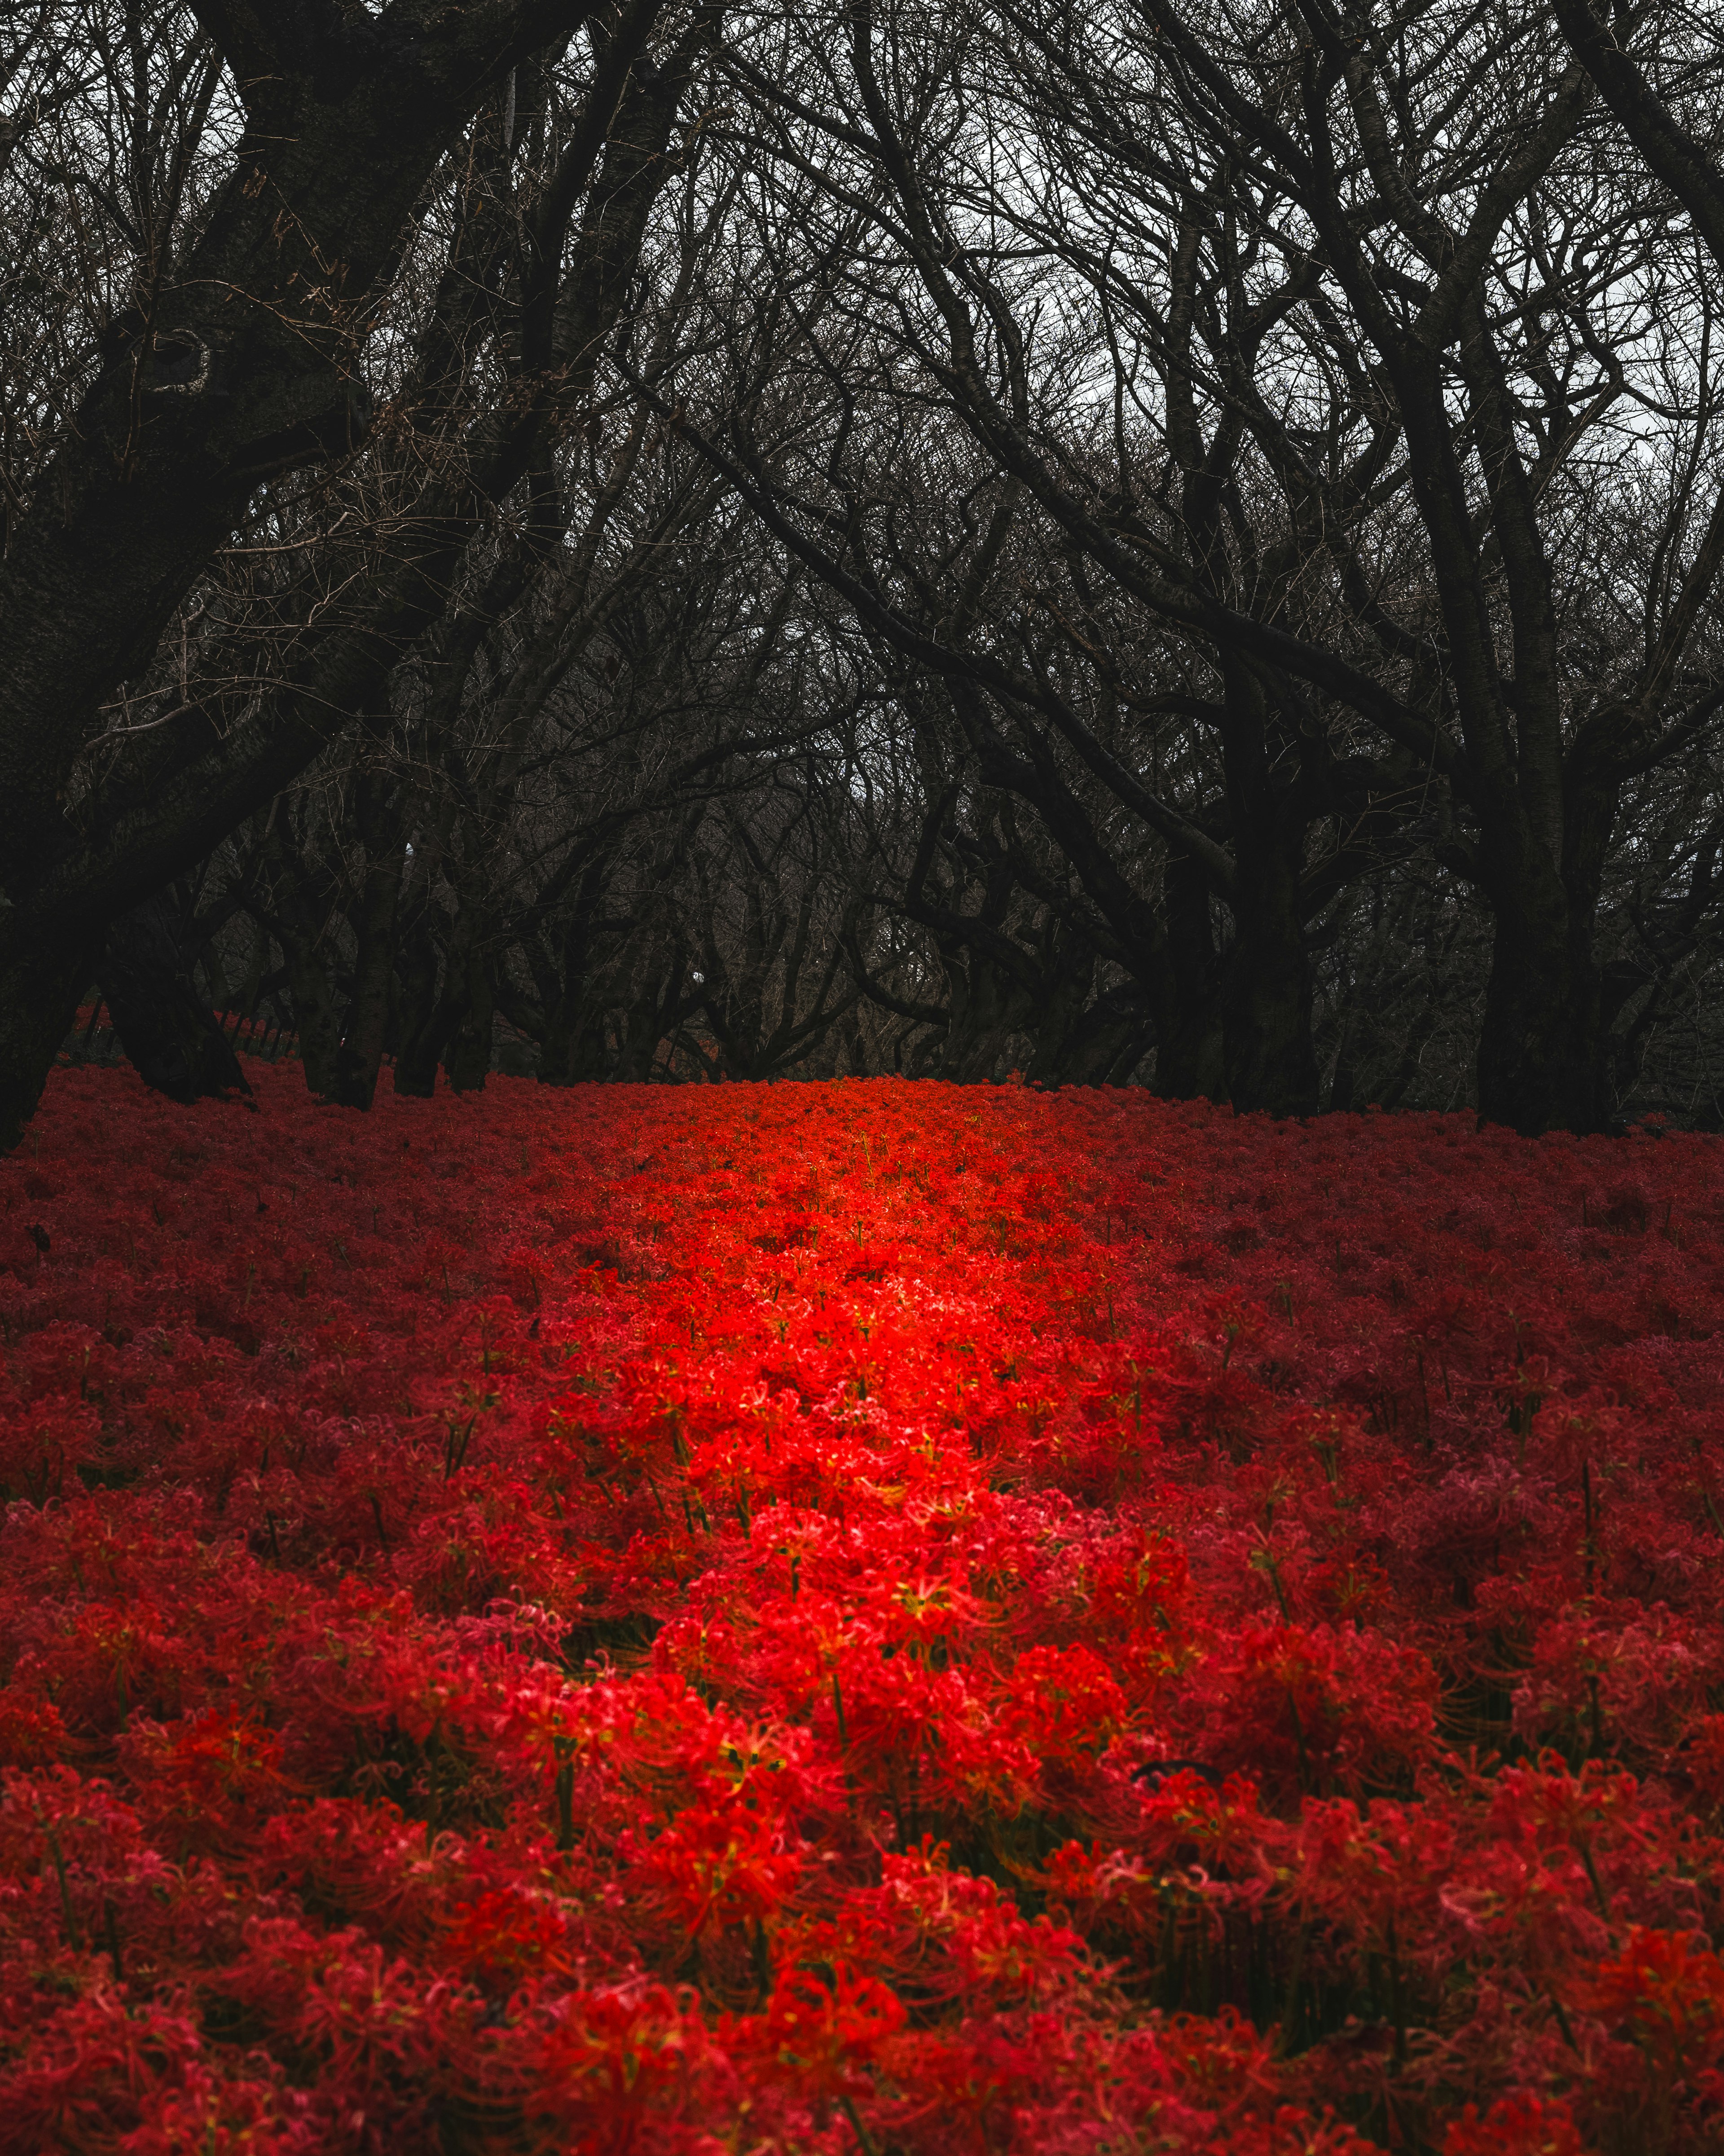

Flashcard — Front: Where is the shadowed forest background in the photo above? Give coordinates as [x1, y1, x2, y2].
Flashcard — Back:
[5, 0, 1724, 1135]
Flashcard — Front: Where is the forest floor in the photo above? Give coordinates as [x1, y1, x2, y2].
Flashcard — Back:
[1, 1066, 1722, 2155]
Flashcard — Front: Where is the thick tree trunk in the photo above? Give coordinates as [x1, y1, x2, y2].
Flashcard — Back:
[280, 943, 343, 1103]
[445, 1002, 493, 1092]
[443, 912, 494, 1094]
[616, 967, 680, 1080]
[1476, 911, 1576, 1135]
[937, 943, 1027, 1081]
[0, 923, 102, 1151]
[1030, 984, 1151, 1086]
[1556, 952, 1613, 1132]
[259, 833, 344, 1101]
[1220, 949, 1319, 1115]
[393, 1033, 445, 1099]
[836, 1000, 867, 1077]
[1477, 837, 1614, 1135]
[1152, 852, 1226, 1100]
[543, 999, 612, 1084]
[393, 921, 449, 1098]
[1220, 835, 1320, 1117]
[537, 997, 578, 1084]
[97, 896, 253, 1106]
[328, 822, 406, 1112]
[1020, 951, 1097, 1084]
[515, 891, 616, 1083]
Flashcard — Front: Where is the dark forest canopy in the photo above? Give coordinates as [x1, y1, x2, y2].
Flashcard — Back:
[4, 0, 1724, 1142]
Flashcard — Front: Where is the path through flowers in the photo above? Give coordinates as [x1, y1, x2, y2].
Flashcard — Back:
[3, 1068, 1724, 2154]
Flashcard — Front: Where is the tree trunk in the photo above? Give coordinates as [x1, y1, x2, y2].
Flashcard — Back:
[616, 966, 679, 1080]
[279, 939, 343, 1102]
[328, 817, 406, 1111]
[97, 895, 253, 1106]
[393, 921, 449, 1098]
[1477, 832, 1614, 1136]
[0, 921, 103, 1151]
[1032, 983, 1151, 1086]
[1205, 651, 1321, 1119]
[443, 917, 494, 1094]
[1220, 834, 1320, 1117]
[936, 950, 1020, 1081]
[545, 999, 618, 1084]
[1153, 852, 1226, 1100]
[1475, 904, 1575, 1135]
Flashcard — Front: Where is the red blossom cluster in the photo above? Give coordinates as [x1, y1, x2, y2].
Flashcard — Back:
[1, 1067, 1722, 2154]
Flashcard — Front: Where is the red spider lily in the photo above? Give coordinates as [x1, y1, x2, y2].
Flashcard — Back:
[0, 1990, 271, 2156]
[733, 1961, 906, 2097]
[3, 1065, 1724, 2146]
[516, 1980, 729, 2151]
[1440, 2095, 1590, 2156]
[623, 1789, 804, 1937]
[434, 1884, 579, 1994]
[1577, 1923, 1724, 2094]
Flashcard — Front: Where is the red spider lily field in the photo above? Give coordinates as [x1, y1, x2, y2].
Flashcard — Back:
[3, 1069, 1724, 2156]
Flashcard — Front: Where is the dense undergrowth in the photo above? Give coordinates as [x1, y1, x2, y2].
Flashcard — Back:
[2, 1068, 1723, 2154]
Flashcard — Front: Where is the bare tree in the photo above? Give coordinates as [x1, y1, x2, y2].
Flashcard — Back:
[0, 0, 712, 1145]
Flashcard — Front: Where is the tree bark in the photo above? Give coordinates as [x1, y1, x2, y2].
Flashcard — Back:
[96, 895, 253, 1106]
[1154, 852, 1226, 1101]
[1219, 829, 1319, 1117]
[328, 794, 408, 1112]
[0, 923, 104, 1145]
[393, 918, 451, 1098]
[441, 903, 495, 1094]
